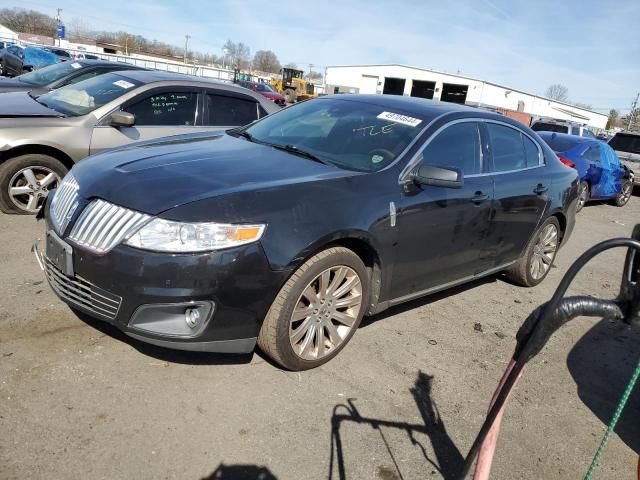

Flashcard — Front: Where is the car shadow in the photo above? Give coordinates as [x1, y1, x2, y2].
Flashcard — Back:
[329, 370, 463, 480]
[361, 275, 498, 328]
[72, 309, 254, 366]
[566, 319, 640, 454]
[201, 463, 277, 479]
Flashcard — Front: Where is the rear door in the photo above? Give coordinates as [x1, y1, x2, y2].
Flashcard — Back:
[582, 144, 605, 197]
[89, 87, 204, 155]
[391, 120, 494, 299]
[6, 46, 21, 75]
[483, 121, 549, 268]
[203, 89, 263, 128]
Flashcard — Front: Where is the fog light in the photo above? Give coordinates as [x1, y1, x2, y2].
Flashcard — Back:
[185, 308, 201, 329]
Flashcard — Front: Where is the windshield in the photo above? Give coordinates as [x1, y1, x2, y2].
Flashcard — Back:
[24, 48, 58, 67]
[244, 97, 426, 172]
[18, 61, 84, 86]
[35, 73, 142, 116]
[256, 83, 274, 92]
[531, 122, 569, 134]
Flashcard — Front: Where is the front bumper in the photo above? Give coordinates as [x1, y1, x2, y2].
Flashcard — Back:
[33, 228, 288, 353]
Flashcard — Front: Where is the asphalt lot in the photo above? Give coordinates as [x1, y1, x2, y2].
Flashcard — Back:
[1, 197, 639, 480]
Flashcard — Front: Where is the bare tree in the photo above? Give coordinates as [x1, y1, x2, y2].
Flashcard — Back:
[606, 109, 619, 130]
[252, 50, 281, 73]
[284, 62, 298, 69]
[69, 17, 93, 39]
[224, 40, 251, 70]
[545, 84, 569, 102]
[572, 102, 592, 111]
[0, 7, 57, 36]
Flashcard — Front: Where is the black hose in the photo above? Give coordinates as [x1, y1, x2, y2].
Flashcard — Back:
[459, 238, 640, 478]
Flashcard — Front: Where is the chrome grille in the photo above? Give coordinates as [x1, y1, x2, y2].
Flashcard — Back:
[43, 255, 121, 320]
[69, 199, 151, 253]
[50, 174, 79, 233]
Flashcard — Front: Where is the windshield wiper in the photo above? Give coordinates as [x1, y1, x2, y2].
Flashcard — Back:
[269, 143, 330, 165]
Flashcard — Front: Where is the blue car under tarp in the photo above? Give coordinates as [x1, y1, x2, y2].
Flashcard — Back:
[23, 47, 59, 70]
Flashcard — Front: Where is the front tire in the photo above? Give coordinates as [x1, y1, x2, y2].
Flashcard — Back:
[506, 217, 561, 287]
[257, 247, 369, 371]
[613, 180, 633, 207]
[0, 154, 68, 214]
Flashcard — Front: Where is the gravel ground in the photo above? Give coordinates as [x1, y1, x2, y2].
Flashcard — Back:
[1, 197, 639, 480]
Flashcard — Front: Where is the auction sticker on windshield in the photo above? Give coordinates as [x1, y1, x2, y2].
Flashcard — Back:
[113, 80, 135, 89]
[377, 111, 422, 127]
[70, 62, 82, 69]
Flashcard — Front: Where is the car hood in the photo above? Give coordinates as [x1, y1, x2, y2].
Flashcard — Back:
[0, 78, 32, 92]
[0, 91, 63, 117]
[72, 132, 352, 215]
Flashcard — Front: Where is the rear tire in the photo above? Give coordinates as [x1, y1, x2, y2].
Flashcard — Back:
[576, 181, 589, 213]
[505, 216, 561, 287]
[613, 180, 633, 207]
[257, 247, 369, 371]
[0, 154, 68, 215]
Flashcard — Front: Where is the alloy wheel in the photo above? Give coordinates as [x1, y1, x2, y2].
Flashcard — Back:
[8, 166, 60, 213]
[576, 184, 588, 212]
[530, 223, 558, 281]
[289, 265, 363, 360]
[619, 183, 632, 205]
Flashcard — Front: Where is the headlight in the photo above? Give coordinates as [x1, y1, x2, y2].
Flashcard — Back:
[125, 218, 265, 253]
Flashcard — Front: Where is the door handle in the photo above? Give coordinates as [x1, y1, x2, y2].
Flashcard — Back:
[471, 192, 489, 204]
[533, 184, 548, 195]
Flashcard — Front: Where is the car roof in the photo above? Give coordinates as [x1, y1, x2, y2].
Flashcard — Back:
[115, 69, 228, 85]
[537, 131, 593, 143]
[320, 94, 508, 123]
[77, 59, 148, 69]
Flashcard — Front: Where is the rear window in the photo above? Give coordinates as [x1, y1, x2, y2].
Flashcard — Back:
[538, 133, 583, 153]
[609, 133, 640, 154]
[532, 122, 569, 134]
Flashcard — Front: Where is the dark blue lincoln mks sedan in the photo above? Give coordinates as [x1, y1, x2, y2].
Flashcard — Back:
[35, 95, 578, 370]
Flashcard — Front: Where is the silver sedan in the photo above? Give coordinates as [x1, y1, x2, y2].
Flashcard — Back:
[0, 70, 281, 214]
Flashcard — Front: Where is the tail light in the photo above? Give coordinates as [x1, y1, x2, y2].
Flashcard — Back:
[558, 155, 575, 168]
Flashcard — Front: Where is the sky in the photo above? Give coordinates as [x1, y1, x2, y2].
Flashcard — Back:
[10, 0, 640, 113]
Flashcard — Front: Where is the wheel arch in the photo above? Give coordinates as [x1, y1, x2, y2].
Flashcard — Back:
[0, 144, 75, 171]
[284, 231, 385, 315]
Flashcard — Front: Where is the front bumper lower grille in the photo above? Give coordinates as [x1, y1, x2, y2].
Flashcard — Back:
[43, 255, 122, 320]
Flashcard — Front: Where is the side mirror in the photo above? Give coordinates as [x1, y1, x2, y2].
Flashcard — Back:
[412, 164, 463, 189]
[110, 111, 135, 128]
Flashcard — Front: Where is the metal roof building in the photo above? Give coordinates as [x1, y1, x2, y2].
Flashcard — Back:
[325, 64, 608, 129]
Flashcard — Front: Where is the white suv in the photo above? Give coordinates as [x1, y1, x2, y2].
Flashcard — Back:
[531, 118, 597, 138]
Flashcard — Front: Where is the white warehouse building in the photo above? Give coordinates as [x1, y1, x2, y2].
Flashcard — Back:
[325, 64, 608, 129]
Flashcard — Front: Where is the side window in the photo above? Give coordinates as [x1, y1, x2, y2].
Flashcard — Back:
[205, 93, 259, 126]
[486, 123, 527, 172]
[571, 126, 581, 135]
[522, 134, 541, 167]
[421, 122, 481, 175]
[584, 145, 601, 163]
[125, 92, 198, 126]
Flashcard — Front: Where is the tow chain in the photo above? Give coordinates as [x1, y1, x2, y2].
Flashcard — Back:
[584, 358, 640, 480]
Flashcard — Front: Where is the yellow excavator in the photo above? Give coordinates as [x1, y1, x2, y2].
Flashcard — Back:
[271, 68, 316, 103]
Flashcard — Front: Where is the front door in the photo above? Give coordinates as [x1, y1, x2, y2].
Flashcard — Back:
[483, 121, 548, 268]
[89, 89, 204, 155]
[391, 121, 494, 300]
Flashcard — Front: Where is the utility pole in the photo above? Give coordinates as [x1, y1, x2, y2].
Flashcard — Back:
[308, 63, 314, 79]
[56, 8, 62, 47]
[183, 35, 191, 64]
[628, 92, 639, 131]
